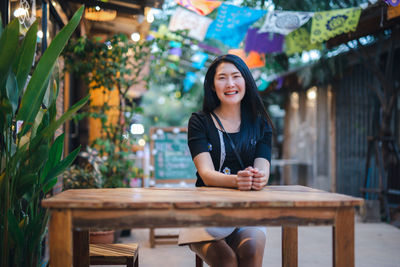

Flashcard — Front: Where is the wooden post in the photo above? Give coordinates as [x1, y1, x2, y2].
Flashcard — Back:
[73, 230, 89, 267]
[282, 226, 298, 267]
[330, 85, 336, 192]
[49, 209, 73, 267]
[333, 207, 354, 267]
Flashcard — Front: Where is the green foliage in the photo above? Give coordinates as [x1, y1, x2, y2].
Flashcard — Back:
[63, 164, 103, 189]
[0, 6, 86, 267]
[64, 34, 153, 188]
[64, 34, 152, 96]
[141, 81, 203, 128]
[141, 34, 206, 127]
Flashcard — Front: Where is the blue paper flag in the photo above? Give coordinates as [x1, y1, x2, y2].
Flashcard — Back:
[169, 41, 182, 48]
[257, 78, 270, 91]
[191, 52, 209, 69]
[183, 72, 197, 92]
[205, 4, 266, 48]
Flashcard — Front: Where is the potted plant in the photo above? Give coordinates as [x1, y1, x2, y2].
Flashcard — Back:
[0, 7, 87, 267]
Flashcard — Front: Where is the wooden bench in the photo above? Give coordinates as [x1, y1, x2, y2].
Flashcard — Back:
[89, 243, 139, 267]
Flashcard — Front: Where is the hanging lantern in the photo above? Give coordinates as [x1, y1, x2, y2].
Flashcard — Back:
[85, 7, 117, 22]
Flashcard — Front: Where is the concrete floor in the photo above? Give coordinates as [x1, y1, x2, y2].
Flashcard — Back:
[95, 217, 400, 267]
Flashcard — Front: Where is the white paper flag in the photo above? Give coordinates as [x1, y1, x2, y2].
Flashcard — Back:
[168, 7, 213, 41]
[258, 11, 314, 35]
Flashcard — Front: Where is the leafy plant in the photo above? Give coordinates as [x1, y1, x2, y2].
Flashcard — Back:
[63, 164, 102, 190]
[0, 6, 87, 267]
[63, 34, 152, 187]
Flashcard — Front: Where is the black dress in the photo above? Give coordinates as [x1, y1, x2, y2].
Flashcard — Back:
[178, 111, 272, 245]
[187, 111, 272, 186]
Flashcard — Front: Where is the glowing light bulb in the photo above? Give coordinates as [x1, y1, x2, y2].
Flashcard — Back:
[131, 32, 140, 42]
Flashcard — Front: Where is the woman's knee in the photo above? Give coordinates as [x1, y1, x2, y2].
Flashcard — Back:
[236, 230, 266, 260]
[190, 240, 238, 267]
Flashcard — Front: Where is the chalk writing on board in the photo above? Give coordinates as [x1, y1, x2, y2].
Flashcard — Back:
[152, 129, 197, 180]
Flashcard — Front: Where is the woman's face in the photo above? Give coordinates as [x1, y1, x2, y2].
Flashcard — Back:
[213, 62, 245, 107]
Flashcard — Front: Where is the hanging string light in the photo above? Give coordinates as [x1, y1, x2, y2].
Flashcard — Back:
[85, 6, 117, 22]
[14, 0, 35, 28]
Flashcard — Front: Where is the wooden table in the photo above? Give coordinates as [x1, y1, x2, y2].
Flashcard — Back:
[42, 185, 363, 267]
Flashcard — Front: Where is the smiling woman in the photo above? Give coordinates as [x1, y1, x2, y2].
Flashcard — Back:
[178, 54, 274, 267]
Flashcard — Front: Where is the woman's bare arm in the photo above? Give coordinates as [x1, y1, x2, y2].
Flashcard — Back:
[193, 152, 253, 190]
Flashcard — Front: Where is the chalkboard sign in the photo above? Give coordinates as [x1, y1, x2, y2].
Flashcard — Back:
[150, 127, 197, 182]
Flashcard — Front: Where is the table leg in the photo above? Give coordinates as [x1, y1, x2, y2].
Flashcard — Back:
[333, 207, 354, 267]
[150, 228, 155, 248]
[282, 225, 298, 267]
[49, 209, 73, 267]
[73, 230, 89, 267]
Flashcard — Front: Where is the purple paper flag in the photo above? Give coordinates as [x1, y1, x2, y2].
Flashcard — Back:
[245, 28, 284, 54]
[276, 77, 284, 90]
[169, 47, 182, 56]
[385, 0, 400, 7]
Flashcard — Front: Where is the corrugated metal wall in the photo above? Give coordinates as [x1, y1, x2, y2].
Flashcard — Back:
[335, 64, 376, 197]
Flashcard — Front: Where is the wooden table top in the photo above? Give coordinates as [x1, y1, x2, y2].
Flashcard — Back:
[42, 185, 363, 209]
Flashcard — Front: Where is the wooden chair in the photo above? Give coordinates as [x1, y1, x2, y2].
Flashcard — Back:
[89, 243, 139, 267]
[149, 228, 179, 248]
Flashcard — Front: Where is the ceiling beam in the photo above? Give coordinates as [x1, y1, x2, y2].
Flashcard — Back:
[110, 0, 164, 9]
[65, 0, 144, 15]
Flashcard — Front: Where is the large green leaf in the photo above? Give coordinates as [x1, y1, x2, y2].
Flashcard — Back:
[13, 21, 38, 97]
[43, 177, 58, 194]
[41, 94, 90, 140]
[6, 72, 18, 114]
[28, 106, 47, 142]
[16, 173, 37, 198]
[18, 76, 49, 137]
[43, 145, 81, 184]
[0, 13, 3, 36]
[26, 209, 48, 256]
[40, 133, 64, 183]
[16, 6, 84, 132]
[7, 210, 24, 248]
[29, 143, 49, 174]
[0, 19, 19, 95]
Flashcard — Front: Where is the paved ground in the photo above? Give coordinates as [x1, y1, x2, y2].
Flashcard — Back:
[102, 217, 400, 267]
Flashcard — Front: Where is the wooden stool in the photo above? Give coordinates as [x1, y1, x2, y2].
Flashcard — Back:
[89, 243, 139, 267]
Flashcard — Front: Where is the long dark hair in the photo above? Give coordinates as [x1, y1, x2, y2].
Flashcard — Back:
[202, 54, 273, 153]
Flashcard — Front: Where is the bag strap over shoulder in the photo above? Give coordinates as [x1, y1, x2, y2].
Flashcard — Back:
[210, 111, 245, 170]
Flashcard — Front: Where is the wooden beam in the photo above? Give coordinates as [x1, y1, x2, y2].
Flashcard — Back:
[65, 0, 144, 15]
[327, 4, 400, 49]
[111, 0, 164, 9]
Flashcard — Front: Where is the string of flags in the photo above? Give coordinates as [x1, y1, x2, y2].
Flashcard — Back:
[151, 0, 399, 92]
[166, 0, 374, 56]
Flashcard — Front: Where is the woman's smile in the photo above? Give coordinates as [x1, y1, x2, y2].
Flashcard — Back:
[224, 90, 239, 95]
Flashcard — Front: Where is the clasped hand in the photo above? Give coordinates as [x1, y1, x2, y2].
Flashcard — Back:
[236, 167, 267, 191]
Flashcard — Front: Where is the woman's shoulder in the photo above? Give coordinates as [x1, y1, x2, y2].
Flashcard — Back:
[188, 111, 216, 139]
[191, 110, 208, 118]
[190, 111, 210, 123]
